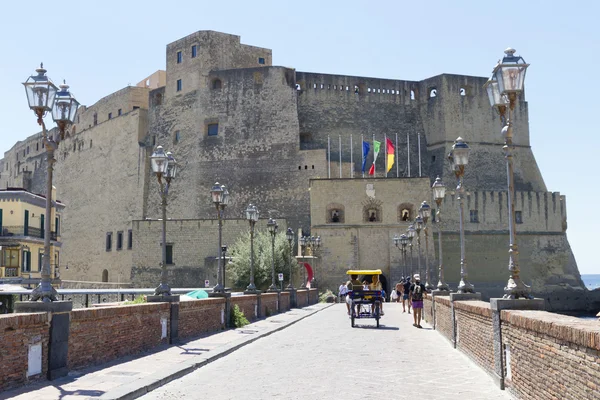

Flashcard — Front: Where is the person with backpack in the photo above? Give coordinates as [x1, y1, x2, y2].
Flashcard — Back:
[409, 274, 427, 328]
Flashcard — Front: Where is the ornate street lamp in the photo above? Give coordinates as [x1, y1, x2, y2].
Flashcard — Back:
[394, 234, 409, 278]
[23, 65, 78, 302]
[210, 182, 229, 293]
[419, 201, 432, 290]
[432, 176, 449, 291]
[449, 137, 474, 293]
[286, 228, 295, 289]
[150, 146, 178, 297]
[407, 224, 416, 276]
[267, 218, 279, 291]
[245, 204, 259, 293]
[484, 48, 531, 300]
[414, 215, 423, 279]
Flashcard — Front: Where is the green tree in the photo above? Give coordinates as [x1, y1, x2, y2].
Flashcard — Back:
[228, 229, 298, 291]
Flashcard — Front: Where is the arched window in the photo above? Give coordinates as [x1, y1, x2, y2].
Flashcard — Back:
[398, 203, 415, 222]
[212, 79, 222, 90]
[326, 203, 345, 223]
[429, 87, 437, 98]
[102, 269, 108, 282]
[363, 203, 382, 223]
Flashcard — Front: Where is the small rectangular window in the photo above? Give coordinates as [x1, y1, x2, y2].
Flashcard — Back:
[207, 123, 219, 136]
[166, 244, 173, 265]
[38, 249, 43, 272]
[515, 211, 523, 224]
[176, 79, 182, 92]
[469, 210, 479, 223]
[191, 45, 197, 58]
[174, 130, 180, 144]
[116, 231, 123, 251]
[258, 57, 265, 65]
[177, 51, 182, 64]
[118, 109, 122, 116]
[108, 112, 112, 120]
[127, 229, 133, 250]
[106, 232, 113, 251]
[133, 106, 140, 110]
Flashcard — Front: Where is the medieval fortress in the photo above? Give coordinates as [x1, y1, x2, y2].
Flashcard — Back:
[0, 30, 591, 310]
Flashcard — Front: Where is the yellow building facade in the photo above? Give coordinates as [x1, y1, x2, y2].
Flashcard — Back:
[0, 187, 63, 282]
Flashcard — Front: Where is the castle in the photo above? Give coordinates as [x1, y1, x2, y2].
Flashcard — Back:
[0, 30, 592, 311]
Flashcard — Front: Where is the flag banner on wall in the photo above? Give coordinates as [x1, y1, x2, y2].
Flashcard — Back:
[386, 137, 395, 173]
[368, 140, 381, 175]
[361, 141, 370, 173]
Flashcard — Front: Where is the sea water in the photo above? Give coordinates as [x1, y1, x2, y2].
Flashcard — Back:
[582, 274, 600, 291]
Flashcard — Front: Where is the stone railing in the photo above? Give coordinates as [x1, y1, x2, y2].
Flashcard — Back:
[0, 289, 318, 392]
[428, 295, 600, 399]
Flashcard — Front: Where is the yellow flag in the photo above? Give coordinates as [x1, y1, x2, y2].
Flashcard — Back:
[386, 138, 395, 172]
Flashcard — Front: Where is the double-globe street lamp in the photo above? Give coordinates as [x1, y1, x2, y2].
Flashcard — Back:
[419, 201, 432, 290]
[245, 204, 259, 293]
[150, 146, 178, 296]
[449, 137, 474, 293]
[267, 218, 279, 291]
[23, 64, 79, 302]
[483, 48, 531, 300]
[210, 182, 230, 293]
[414, 215, 424, 279]
[407, 224, 416, 277]
[432, 176, 449, 291]
[285, 228, 295, 289]
[393, 233, 409, 278]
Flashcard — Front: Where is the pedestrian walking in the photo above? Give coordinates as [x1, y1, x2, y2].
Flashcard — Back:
[402, 277, 412, 313]
[409, 274, 427, 328]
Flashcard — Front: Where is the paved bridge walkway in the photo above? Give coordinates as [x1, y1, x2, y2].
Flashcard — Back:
[1, 303, 511, 400]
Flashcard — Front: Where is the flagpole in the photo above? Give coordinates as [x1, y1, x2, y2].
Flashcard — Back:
[328, 135, 331, 179]
[372, 133, 375, 178]
[339, 134, 342, 178]
[361, 134, 364, 178]
[418, 132, 422, 177]
[384, 133, 387, 178]
[350, 135, 353, 178]
[395, 132, 399, 178]
[407, 132, 411, 178]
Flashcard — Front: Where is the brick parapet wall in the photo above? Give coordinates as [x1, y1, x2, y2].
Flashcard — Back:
[454, 300, 494, 375]
[179, 298, 226, 339]
[500, 310, 600, 400]
[309, 289, 318, 304]
[423, 296, 433, 324]
[230, 295, 259, 321]
[296, 290, 308, 307]
[0, 313, 49, 391]
[433, 296, 453, 342]
[280, 291, 290, 311]
[261, 293, 279, 316]
[68, 303, 170, 370]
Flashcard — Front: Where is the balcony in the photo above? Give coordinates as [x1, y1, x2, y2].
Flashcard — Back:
[1, 226, 59, 241]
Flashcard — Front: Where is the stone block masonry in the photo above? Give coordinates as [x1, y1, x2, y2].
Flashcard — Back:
[0, 313, 49, 391]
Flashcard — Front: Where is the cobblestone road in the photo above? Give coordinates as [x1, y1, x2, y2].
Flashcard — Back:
[140, 302, 512, 400]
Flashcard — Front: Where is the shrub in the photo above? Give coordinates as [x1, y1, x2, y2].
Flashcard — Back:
[319, 289, 336, 303]
[230, 304, 250, 328]
[124, 295, 147, 305]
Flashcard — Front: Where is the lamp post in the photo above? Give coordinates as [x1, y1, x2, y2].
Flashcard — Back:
[407, 224, 416, 277]
[393, 234, 409, 278]
[150, 146, 178, 296]
[484, 48, 531, 300]
[312, 236, 321, 287]
[23, 65, 79, 302]
[414, 215, 423, 279]
[245, 204, 259, 293]
[420, 201, 432, 290]
[267, 218, 279, 291]
[210, 182, 229, 293]
[286, 228, 295, 289]
[432, 176, 449, 291]
[449, 137, 474, 293]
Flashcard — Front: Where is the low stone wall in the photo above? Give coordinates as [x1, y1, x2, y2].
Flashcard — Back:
[423, 296, 434, 324]
[501, 310, 600, 400]
[434, 296, 453, 343]
[454, 300, 494, 375]
[280, 291, 290, 311]
[261, 293, 279, 316]
[0, 313, 49, 391]
[309, 289, 318, 304]
[231, 295, 260, 321]
[179, 298, 226, 339]
[68, 303, 170, 370]
[296, 289, 308, 307]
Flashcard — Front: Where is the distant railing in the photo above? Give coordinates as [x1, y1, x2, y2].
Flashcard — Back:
[1, 226, 58, 240]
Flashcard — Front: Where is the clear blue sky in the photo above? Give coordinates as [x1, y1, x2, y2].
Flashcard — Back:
[1, 0, 598, 274]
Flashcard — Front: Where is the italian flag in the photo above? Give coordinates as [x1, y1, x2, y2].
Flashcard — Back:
[368, 140, 381, 175]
